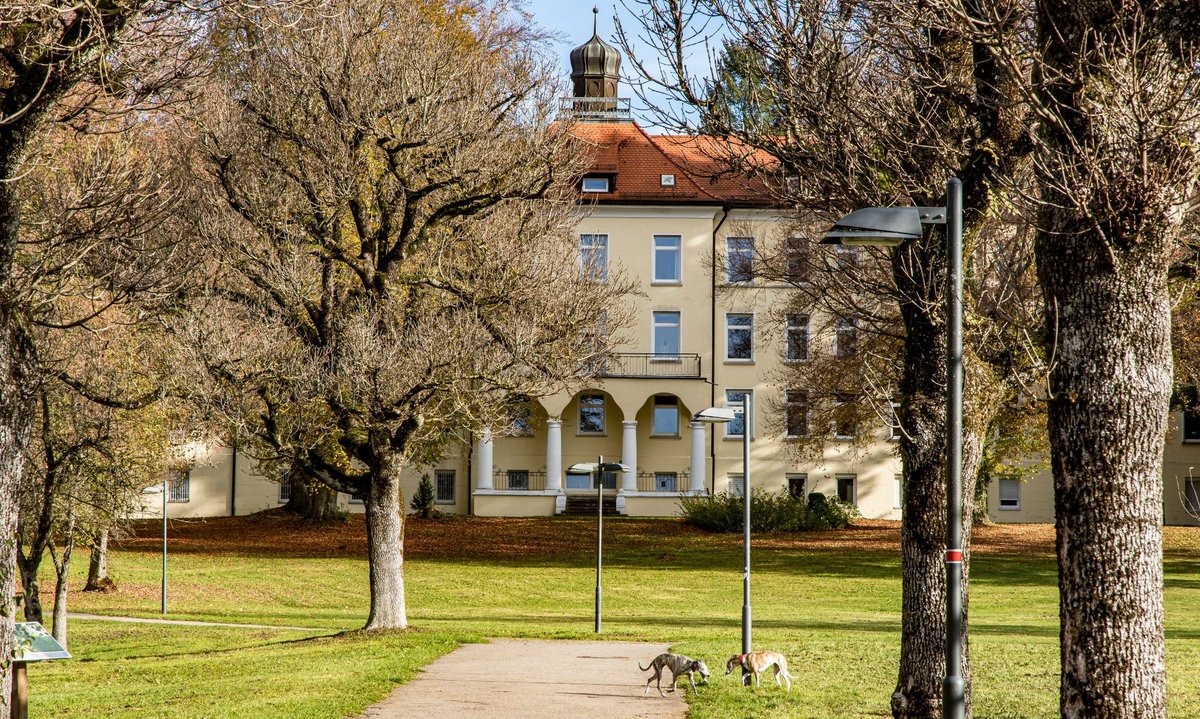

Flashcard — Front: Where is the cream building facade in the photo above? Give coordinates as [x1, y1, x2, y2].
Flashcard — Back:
[144, 22, 1200, 527]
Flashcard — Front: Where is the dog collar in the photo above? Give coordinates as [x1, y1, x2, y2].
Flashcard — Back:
[737, 654, 746, 665]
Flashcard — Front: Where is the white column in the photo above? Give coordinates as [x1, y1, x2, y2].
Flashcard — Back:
[546, 419, 563, 492]
[475, 429, 494, 491]
[621, 420, 638, 492]
[689, 421, 707, 493]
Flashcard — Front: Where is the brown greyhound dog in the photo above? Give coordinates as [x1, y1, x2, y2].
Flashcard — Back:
[726, 651, 792, 690]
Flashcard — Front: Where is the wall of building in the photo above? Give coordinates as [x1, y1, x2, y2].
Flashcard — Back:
[136, 443, 475, 519]
[986, 411, 1200, 526]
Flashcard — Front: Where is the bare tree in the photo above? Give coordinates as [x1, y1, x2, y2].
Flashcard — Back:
[0, 0, 214, 705]
[18, 377, 176, 646]
[1018, 3, 1200, 715]
[176, 0, 631, 630]
[616, 2, 1037, 715]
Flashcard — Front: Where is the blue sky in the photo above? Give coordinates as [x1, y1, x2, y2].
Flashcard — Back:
[521, 1, 715, 127]
[522, 1, 626, 76]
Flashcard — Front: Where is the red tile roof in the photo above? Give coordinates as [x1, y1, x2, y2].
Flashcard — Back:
[570, 122, 778, 206]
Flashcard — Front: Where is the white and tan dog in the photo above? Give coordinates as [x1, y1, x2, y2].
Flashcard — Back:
[726, 651, 792, 690]
[639, 652, 710, 697]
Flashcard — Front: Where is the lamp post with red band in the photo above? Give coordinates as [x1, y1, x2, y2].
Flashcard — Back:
[823, 178, 966, 719]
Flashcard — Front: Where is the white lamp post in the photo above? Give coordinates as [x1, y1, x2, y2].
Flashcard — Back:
[567, 457, 632, 634]
[692, 396, 752, 654]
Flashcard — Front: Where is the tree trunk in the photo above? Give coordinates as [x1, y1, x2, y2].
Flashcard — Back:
[890, 231, 992, 719]
[1038, 217, 1170, 718]
[972, 476, 994, 526]
[1033, 5, 1190, 717]
[362, 453, 407, 630]
[50, 507, 75, 648]
[16, 555, 42, 625]
[84, 528, 113, 592]
[284, 465, 340, 521]
[0, 182, 33, 713]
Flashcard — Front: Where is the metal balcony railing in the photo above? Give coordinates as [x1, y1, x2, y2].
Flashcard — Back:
[558, 96, 632, 121]
[493, 470, 548, 491]
[592, 353, 702, 379]
[636, 471, 691, 493]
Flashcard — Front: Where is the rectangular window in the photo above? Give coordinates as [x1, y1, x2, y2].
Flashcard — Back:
[1185, 395, 1200, 442]
[785, 314, 809, 362]
[579, 394, 606, 434]
[278, 482, 291, 504]
[726, 313, 754, 361]
[833, 394, 858, 439]
[349, 494, 365, 505]
[785, 237, 810, 282]
[653, 235, 682, 283]
[1186, 480, 1200, 514]
[653, 311, 681, 356]
[785, 389, 808, 438]
[511, 404, 533, 436]
[998, 478, 1021, 510]
[599, 470, 618, 490]
[507, 470, 530, 491]
[581, 176, 610, 193]
[836, 474, 857, 505]
[435, 469, 455, 504]
[724, 389, 751, 438]
[654, 472, 677, 491]
[168, 470, 190, 503]
[889, 401, 902, 440]
[835, 244, 862, 270]
[787, 473, 807, 499]
[727, 472, 745, 496]
[580, 234, 608, 280]
[652, 395, 679, 436]
[566, 471, 591, 490]
[726, 237, 754, 283]
[894, 474, 904, 510]
[835, 317, 858, 358]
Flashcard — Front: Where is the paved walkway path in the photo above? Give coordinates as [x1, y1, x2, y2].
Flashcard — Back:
[68, 612, 325, 632]
[354, 639, 688, 719]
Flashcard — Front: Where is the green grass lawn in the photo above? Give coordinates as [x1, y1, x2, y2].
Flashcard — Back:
[23, 516, 1200, 719]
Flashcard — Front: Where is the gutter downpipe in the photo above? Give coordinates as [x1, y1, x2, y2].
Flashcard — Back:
[230, 444, 237, 517]
[710, 203, 731, 494]
[466, 430, 474, 516]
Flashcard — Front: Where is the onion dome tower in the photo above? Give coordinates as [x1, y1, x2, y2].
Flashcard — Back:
[565, 7, 630, 121]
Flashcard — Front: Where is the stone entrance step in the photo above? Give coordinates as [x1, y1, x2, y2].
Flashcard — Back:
[561, 494, 618, 516]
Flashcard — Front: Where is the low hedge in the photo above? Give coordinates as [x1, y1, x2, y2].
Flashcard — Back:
[680, 489, 859, 532]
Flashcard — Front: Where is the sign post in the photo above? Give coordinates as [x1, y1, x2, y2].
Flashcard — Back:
[11, 622, 70, 719]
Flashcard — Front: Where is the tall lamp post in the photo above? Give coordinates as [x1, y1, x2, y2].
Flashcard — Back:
[692, 394, 752, 655]
[140, 480, 169, 615]
[567, 457, 631, 634]
[820, 177, 964, 719]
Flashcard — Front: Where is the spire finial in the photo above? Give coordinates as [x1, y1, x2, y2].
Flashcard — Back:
[593, 5, 599, 36]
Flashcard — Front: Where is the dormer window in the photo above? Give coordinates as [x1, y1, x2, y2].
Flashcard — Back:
[582, 176, 610, 193]
[661, 174, 675, 187]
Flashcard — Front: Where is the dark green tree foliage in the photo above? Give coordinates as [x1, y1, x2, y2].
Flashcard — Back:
[409, 474, 439, 520]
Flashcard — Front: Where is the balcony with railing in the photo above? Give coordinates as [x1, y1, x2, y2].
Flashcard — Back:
[493, 470, 548, 492]
[558, 96, 632, 122]
[492, 469, 692, 494]
[591, 353, 702, 379]
[636, 471, 690, 493]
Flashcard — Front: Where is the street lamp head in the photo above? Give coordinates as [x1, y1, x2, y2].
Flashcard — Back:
[820, 206, 924, 247]
[568, 462, 631, 473]
[692, 406, 739, 423]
